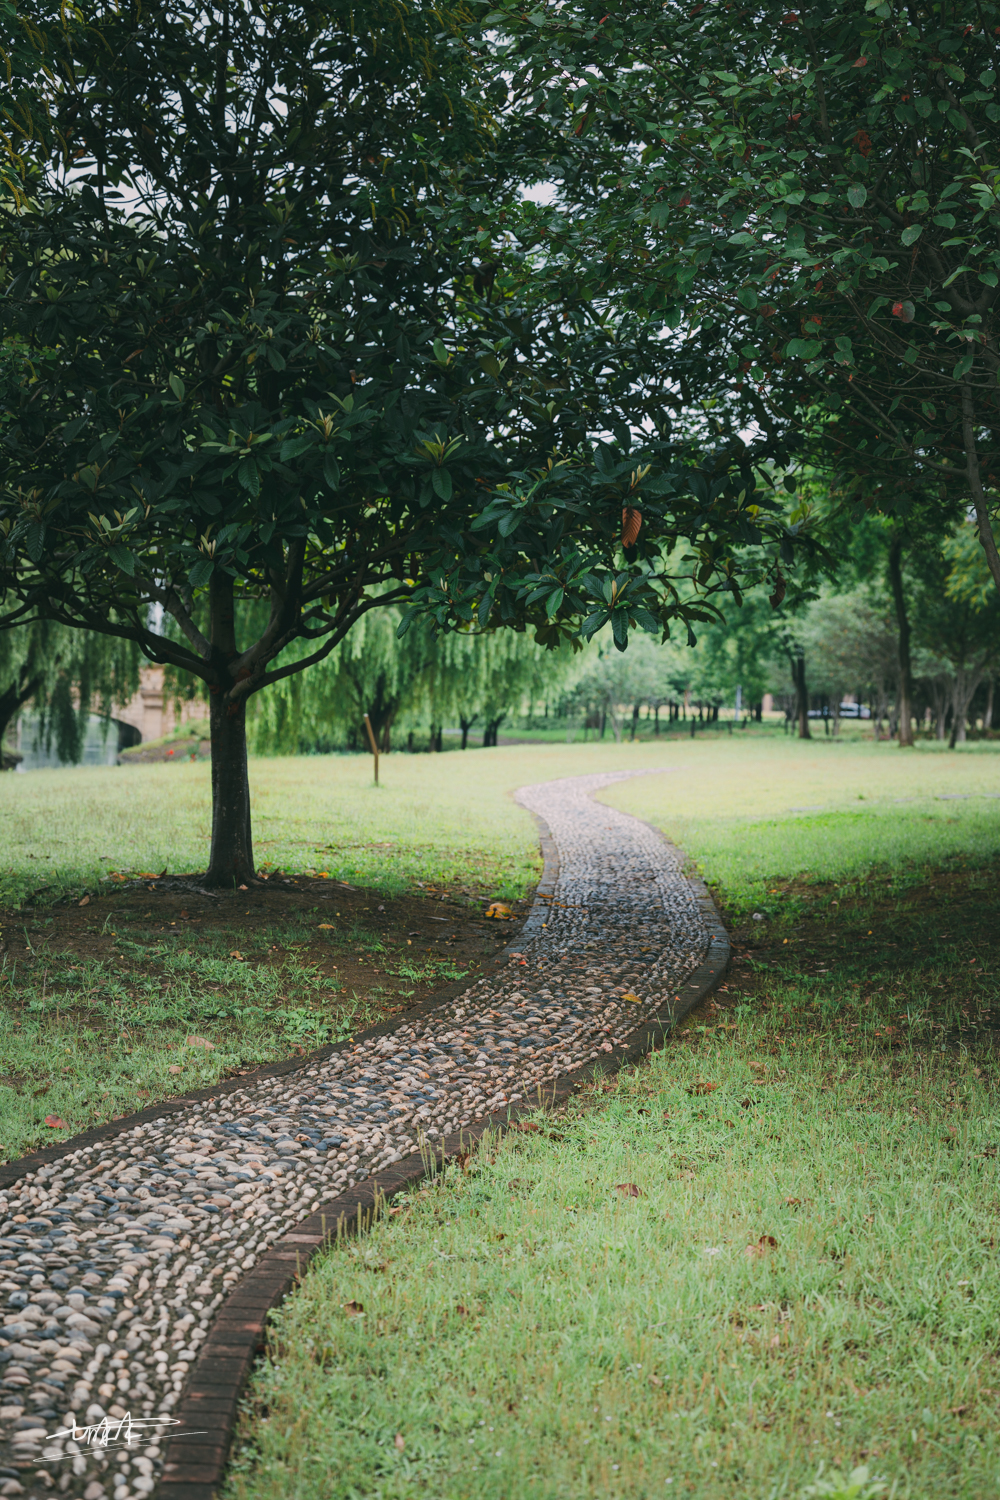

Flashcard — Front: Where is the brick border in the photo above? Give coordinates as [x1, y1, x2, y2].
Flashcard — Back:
[159, 816, 727, 1500]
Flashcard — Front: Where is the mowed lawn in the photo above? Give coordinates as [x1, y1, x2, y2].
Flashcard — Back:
[1, 733, 998, 907]
[208, 736, 1000, 1500]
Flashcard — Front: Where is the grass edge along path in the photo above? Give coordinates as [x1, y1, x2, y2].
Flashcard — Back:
[219, 1033, 999, 1500]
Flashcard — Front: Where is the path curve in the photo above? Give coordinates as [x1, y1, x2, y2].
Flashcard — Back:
[0, 772, 724, 1500]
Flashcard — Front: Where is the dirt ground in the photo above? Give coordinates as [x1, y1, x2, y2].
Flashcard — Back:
[1, 871, 529, 1016]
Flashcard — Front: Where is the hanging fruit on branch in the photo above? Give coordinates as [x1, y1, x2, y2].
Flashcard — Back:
[622, 506, 642, 547]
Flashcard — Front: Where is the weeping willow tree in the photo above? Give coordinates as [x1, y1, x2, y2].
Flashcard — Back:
[246, 605, 435, 755]
[421, 628, 570, 748]
[246, 606, 571, 753]
[0, 618, 142, 766]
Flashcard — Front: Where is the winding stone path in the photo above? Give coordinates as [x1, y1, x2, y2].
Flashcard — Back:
[0, 771, 714, 1500]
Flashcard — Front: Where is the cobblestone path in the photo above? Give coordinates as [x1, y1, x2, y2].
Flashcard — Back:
[0, 771, 711, 1500]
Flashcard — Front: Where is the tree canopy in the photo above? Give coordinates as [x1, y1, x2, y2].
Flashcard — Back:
[490, 0, 1000, 592]
[0, 0, 810, 881]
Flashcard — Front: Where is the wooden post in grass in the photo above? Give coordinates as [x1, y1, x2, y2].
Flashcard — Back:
[363, 713, 379, 785]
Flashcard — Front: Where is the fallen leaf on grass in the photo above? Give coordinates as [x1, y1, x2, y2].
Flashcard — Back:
[615, 1183, 642, 1198]
[648, 1375, 663, 1387]
[229, 950, 244, 961]
[44, 1115, 67, 1129]
[485, 902, 514, 920]
[509, 1121, 540, 1134]
[687, 1079, 719, 1096]
[455, 1304, 468, 1316]
[78, 895, 90, 907]
[745, 1234, 778, 1258]
[185, 1035, 215, 1050]
[394, 1433, 405, 1452]
[168, 1065, 183, 1075]
[318, 923, 335, 930]
[342, 1300, 365, 1316]
[785, 1197, 801, 1207]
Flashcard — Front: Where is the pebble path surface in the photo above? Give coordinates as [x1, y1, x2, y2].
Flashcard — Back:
[0, 771, 711, 1500]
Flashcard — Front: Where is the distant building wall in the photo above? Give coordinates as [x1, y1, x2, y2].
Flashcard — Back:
[112, 665, 209, 743]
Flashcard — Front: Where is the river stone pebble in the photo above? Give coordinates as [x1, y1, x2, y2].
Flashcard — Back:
[0, 770, 710, 1498]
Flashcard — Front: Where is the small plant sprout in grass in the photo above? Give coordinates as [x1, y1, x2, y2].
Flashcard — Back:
[803, 1465, 888, 1499]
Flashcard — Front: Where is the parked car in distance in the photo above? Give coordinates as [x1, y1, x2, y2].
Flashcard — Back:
[807, 703, 872, 719]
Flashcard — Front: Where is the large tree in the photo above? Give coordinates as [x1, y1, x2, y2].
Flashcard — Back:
[0, 0, 802, 886]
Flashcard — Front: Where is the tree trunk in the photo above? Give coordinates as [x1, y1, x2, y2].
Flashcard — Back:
[985, 677, 994, 732]
[791, 653, 811, 739]
[204, 691, 255, 886]
[483, 714, 505, 747]
[949, 659, 989, 748]
[962, 380, 1000, 594]
[0, 669, 42, 768]
[887, 535, 915, 747]
[460, 716, 474, 750]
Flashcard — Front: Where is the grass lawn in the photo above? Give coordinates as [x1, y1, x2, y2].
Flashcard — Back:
[207, 737, 1000, 1500]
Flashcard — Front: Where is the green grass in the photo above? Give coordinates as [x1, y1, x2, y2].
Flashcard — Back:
[0, 921, 382, 1162]
[599, 735, 1000, 919]
[217, 736, 1000, 1500]
[2, 736, 997, 909]
[0, 751, 545, 908]
[224, 1039, 999, 1500]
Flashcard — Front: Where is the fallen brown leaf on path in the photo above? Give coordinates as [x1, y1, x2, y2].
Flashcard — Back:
[485, 902, 514, 920]
[687, 1080, 719, 1096]
[620, 991, 641, 1003]
[615, 1183, 642, 1198]
[78, 895, 90, 907]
